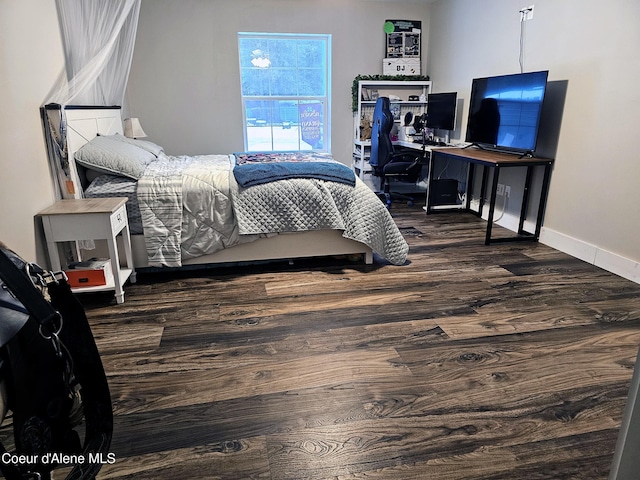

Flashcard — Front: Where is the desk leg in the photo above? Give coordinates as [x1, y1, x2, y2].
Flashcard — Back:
[425, 154, 436, 214]
[466, 163, 475, 211]
[478, 166, 488, 218]
[534, 163, 553, 239]
[485, 166, 500, 245]
[518, 166, 534, 235]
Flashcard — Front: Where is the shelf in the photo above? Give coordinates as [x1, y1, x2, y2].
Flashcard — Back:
[358, 80, 431, 86]
[70, 268, 134, 294]
[353, 79, 431, 183]
[361, 100, 427, 104]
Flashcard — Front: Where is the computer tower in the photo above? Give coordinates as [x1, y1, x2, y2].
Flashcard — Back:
[430, 178, 459, 206]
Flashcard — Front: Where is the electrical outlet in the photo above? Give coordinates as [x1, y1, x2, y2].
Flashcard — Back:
[520, 4, 534, 21]
[504, 186, 511, 198]
[496, 183, 505, 196]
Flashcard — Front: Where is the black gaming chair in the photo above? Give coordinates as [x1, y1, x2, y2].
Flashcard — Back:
[369, 97, 424, 207]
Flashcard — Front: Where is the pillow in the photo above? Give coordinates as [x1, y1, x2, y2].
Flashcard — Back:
[74, 135, 157, 180]
[103, 133, 164, 157]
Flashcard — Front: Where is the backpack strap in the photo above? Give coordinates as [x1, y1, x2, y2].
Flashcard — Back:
[0, 249, 62, 337]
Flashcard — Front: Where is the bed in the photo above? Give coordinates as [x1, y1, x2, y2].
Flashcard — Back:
[44, 105, 409, 269]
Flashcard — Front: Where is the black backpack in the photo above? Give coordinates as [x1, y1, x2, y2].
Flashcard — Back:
[0, 246, 113, 480]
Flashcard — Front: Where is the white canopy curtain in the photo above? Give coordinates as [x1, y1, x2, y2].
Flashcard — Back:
[43, 0, 141, 199]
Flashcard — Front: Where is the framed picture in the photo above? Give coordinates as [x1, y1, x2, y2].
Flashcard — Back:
[384, 20, 422, 59]
[390, 103, 401, 121]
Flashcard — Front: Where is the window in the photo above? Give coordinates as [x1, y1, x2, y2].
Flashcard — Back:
[238, 33, 331, 152]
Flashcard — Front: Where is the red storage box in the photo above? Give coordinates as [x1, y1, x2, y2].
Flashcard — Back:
[65, 258, 113, 288]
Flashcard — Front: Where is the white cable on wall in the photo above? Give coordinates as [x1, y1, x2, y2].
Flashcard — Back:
[519, 10, 527, 73]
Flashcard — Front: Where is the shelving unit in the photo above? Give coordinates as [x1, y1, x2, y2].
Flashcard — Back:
[353, 79, 432, 180]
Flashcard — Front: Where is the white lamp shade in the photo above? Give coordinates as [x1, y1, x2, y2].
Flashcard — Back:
[124, 118, 147, 138]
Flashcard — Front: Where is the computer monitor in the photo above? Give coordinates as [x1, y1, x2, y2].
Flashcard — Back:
[426, 92, 457, 131]
[465, 70, 549, 154]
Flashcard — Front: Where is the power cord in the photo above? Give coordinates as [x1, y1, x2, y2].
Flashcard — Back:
[518, 7, 533, 73]
[465, 192, 508, 221]
[493, 194, 509, 222]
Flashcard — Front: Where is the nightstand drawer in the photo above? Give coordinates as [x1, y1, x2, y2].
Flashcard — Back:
[110, 204, 128, 233]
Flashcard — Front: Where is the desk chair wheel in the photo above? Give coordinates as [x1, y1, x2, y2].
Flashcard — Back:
[376, 192, 393, 207]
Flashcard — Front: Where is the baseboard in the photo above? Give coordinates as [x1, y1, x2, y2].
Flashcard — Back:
[540, 227, 640, 285]
[444, 199, 639, 285]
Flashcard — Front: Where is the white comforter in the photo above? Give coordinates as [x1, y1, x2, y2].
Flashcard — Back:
[137, 153, 409, 267]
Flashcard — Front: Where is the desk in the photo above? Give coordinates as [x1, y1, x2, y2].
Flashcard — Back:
[426, 147, 554, 245]
[394, 139, 448, 153]
[394, 139, 427, 151]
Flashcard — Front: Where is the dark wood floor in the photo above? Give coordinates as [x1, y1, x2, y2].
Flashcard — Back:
[66, 204, 640, 478]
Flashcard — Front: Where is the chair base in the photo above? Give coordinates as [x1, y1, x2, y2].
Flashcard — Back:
[372, 173, 418, 208]
[375, 191, 415, 208]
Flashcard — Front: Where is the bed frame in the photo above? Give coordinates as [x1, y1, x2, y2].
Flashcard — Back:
[50, 105, 373, 268]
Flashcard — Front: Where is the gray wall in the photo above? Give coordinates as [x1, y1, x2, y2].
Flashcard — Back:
[125, 0, 432, 167]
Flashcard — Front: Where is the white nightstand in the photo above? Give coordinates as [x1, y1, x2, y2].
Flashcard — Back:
[38, 197, 136, 304]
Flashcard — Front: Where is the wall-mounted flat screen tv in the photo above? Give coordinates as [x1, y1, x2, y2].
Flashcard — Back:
[426, 92, 457, 131]
[465, 70, 549, 154]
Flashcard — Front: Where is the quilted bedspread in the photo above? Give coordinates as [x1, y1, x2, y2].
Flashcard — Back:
[231, 175, 409, 265]
[137, 153, 408, 267]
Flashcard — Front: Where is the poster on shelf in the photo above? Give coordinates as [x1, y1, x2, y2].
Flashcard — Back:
[384, 20, 421, 59]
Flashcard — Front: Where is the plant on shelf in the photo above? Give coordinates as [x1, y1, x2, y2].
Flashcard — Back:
[352, 74, 430, 112]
